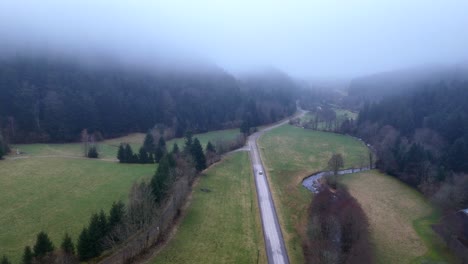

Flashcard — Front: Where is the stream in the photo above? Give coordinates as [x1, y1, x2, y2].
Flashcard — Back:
[302, 167, 371, 193]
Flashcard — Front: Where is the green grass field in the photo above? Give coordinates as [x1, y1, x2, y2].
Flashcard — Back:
[12, 128, 241, 160]
[0, 157, 155, 263]
[340, 171, 456, 264]
[258, 125, 369, 263]
[166, 128, 241, 151]
[300, 108, 358, 129]
[1, 128, 242, 262]
[152, 152, 266, 264]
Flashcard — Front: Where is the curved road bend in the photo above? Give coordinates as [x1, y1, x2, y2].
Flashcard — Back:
[248, 109, 306, 264]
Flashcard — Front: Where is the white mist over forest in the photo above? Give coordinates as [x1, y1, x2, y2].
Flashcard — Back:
[1, 0, 468, 78]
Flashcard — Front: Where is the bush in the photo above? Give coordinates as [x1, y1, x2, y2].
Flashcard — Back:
[87, 146, 99, 158]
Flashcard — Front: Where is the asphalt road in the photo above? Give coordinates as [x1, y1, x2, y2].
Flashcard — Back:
[248, 109, 306, 264]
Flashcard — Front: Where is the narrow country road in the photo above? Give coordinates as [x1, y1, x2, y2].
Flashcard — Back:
[248, 109, 306, 264]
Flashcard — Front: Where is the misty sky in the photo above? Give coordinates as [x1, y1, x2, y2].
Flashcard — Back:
[1, 0, 468, 78]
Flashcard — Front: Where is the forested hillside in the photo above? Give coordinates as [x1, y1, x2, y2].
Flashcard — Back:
[344, 64, 468, 110]
[0, 56, 297, 143]
[355, 81, 468, 210]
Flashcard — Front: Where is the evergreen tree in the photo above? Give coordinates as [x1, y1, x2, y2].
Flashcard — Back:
[155, 137, 167, 163]
[191, 138, 207, 172]
[151, 155, 172, 203]
[87, 213, 103, 257]
[61, 233, 75, 255]
[148, 153, 155, 164]
[77, 228, 91, 261]
[184, 131, 193, 152]
[33, 231, 55, 258]
[124, 144, 134, 163]
[154, 147, 164, 163]
[158, 137, 167, 151]
[240, 119, 251, 134]
[98, 210, 109, 237]
[1, 256, 11, 264]
[143, 131, 155, 153]
[22, 246, 33, 264]
[206, 141, 216, 153]
[171, 143, 180, 154]
[109, 200, 125, 228]
[87, 146, 99, 158]
[138, 147, 149, 164]
[132, 153, 139, 163]
[117, 144, 126, 163]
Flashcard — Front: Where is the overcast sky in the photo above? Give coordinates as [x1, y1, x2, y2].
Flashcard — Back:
[1, 0, 468, 78]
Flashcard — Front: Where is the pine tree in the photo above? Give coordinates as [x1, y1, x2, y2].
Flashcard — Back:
[1, 255, 11, 264]
[117, 144, 126, 163]
[171, 143, 180, 154]
[184, 131, 193, 152]
[132, 153, 139, 163]
[151, 155, 172, 203]
[22, 246, 33, 264]
[143, 131, 155, 153]
[124, 144, 134, 163]
[191, 138, 207, 172]
[33, 231, 55, 258]
[158, 137, 167, 151]
[88, 213, 102, 257]
[87, 146, 99, 158]
[109, 200, 125, 228]
[138, 147, 149, 164]
[206, 141, 216, 153]
[155, 137, 167, 163]
[240, 119, 250, 134]
[148, 153, 155, 164]
[98, 210, 109, 237]
[61, 233, 75, 255]
[77, 228, 91, 261]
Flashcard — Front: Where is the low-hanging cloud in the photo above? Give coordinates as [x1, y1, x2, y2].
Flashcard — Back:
[1, 0, 468, 78]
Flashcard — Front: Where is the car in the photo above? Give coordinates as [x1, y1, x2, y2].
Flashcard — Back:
[259, 171, 263, 175]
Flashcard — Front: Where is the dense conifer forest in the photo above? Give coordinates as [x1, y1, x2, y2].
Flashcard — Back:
[355, 81, 468, 210]
[0, 56, 297, 143]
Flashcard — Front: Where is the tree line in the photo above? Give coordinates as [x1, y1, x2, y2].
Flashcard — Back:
[352, 81, 468, 211]
[0, 55, 297, 144]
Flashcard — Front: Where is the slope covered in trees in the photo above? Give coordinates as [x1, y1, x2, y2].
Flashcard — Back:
[355, 81, 468, 210]
[344, 64, 468, 110]
[0, 56, 297, 143]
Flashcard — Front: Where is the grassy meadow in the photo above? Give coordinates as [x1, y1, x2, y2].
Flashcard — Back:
[0, 128, 242, 262]
[340, 171, 456, 264]
[258, 125, 369, 263]
[300, 107, 358, 129]
[12, 128, 241, 160]
[151, 152, 266, 264]
[0, 157, 155, 263]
